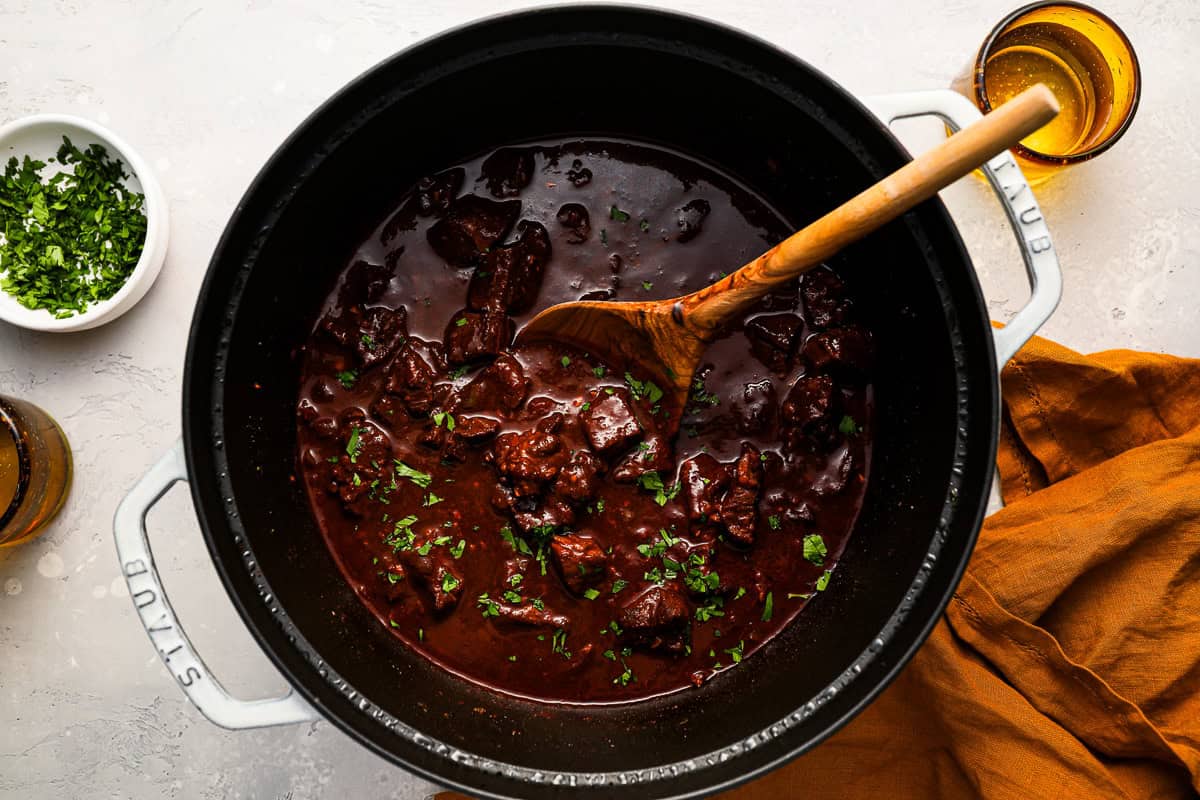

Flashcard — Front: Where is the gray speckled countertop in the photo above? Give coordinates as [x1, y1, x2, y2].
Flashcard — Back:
[1, 1, 1196, 798]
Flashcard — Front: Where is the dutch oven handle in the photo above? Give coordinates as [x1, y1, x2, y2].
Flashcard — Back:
[113, 441, 319, 729]
[862, 89, 1062, 368]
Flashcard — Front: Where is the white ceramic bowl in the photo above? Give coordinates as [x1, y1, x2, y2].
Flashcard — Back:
[0, 114, 168, 332]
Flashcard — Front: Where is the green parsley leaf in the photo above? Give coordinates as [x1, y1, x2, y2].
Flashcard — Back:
[768, 514, 782, 530]
[394, 460, 432, 488]
[610, 205, 630, 222]
[335, 370, 357, 388]
[345, 427, 363, 461]
[723, 640, 745, 664]
[583, 588, 601, 600]
[761, 591, 774, 622]
[592, 365, 606, 378]
[440, 573, 460, 594]
[611, 579, 628, 594]
[641, 280, 653, 291]
[560, 355, 571, 367]
[817, 570, 832, 591]
[839, 414, 859, 435]
[450, 539, 466, 559]
[637, 471, 681, 506]
[477, 593, 500, 617]
[455, 317, 468, 327]
[803, 534, 827, 566]
[423, 492, 443, 507]
[639, 218, 650, 232]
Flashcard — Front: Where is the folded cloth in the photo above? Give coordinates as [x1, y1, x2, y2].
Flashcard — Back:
[435, 337, 1200, 800]
[722, 336, 1200, 799]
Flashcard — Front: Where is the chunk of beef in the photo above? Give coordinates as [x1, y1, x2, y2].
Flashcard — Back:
[444, 309, 513, 365]
[296, 398, 319, 423]
[338, 260, 392, 306]
[556, 203, 590, 244]
[320, 304, 408, 371]
[781, 374, 835, 432]
[612, 434, 673, 482]
[427, 195, 520, 267]
[492, 486, 576, 534]
[550, 533, 608, 594]
[480, 147, 534, 198]
[566, 159, 591, 187]
[328, 421, 392, 514]
[802, 326, 874, 379]
[355, 306, 408, 369]
[414, 168, 464, 217]
[580, 389, 641, 454]
[553, 449, 604, 502]
[382, 345, 436, 415]
[676, 198, 711, 243]
[745, 312, 803, 373]
[801, 267, 852, 329]
[490, 429, 567, 494]
[443, 415, 501, 461]
[617, 586, 691, 654]
[720, 444, 763, 546]
[735, 380, 777, 435]
[813, 446, 859, 496]
[308, 416, 338, 439]
[458, 353, 528, 412]
[493, 603, 570, 629]
[467, 221, 551, 314]
[681, 453, 729, 523]
[399, 542, 462, 613]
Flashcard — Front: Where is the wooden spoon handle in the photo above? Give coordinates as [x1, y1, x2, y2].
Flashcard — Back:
[676, 83, 1060, 338]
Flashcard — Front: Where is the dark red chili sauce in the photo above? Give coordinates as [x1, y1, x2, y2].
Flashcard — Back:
[295, 140, 874, 703]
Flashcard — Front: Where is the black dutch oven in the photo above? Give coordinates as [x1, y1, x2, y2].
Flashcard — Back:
[114, 6, 1060, 798]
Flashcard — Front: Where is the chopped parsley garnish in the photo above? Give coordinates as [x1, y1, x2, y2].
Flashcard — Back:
[0, 137, 148, 317]
[639, 218, 650, 232]
[508, 655, 517, 662]
[724, 640, 745, 664]
[560, 355, 571, 367]
[360, 334, 375, 350]
[611, 579, 628, 594]
[386, 571, 403, 584]
[609, 205, 630, 222]
[839, 414, 860, 435]
[581, 402, 591, 411]
[502, 589, 522, 604]
[450, 365, 470, 379]
[803, 534, 827, 566]
[335, 370, 357, 388]
[500, 525, 534, 556]
[592, 365, 606, 378]
[455, 317, 468, 327]
[583, 588, 600, 600]
[787, 592, 811, 600]
[595, 498, 605, 512]
[440, 573, 461, 594]
[602, 649, 616, 661]
[450, 539, 466, 559]
[432, 411, 456, 431]
[613, 659, 635, 686]
[734, 586, 747, 600]
[551, 629, 571, 659]
[817, 570, 832, 591]
[695, 597, 725, 623]
[394, 460, 432, 488]
[637, 471, 681, 506]
[641, 280, 653, 291]
[761, 591, 774, 622]
[345, 427, 363, 461]
[624, 372, 664, 405]
[423, 492, 443, 507]
[477, 593, 500, 617]
[768, 515, 782, 530]
[386, 515, 419, 551]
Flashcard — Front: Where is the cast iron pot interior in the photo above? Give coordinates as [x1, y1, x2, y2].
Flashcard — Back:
[183, 7, 998, 798]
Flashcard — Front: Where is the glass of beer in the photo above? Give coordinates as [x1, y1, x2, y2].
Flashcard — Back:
[952, 2, 1140, 183]
[0, 396, 72, 547]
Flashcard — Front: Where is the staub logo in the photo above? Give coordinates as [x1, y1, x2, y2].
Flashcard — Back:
[123, 558, 203, 688]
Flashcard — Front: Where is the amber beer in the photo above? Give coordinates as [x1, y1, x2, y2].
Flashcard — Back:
[953, 2, 1140, 183]
[0, 396, 72, 547]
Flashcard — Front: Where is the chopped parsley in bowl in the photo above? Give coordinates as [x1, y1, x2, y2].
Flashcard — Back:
[0, 114, 167, 332]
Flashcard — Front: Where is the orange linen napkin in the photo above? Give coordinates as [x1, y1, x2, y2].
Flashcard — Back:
[437, 336, 1200, 799]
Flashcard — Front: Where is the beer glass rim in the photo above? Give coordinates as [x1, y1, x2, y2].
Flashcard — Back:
[0, 398, 30, 533]
[973, 0, 1141, 165]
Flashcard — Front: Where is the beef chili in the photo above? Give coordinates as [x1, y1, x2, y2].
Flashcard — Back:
[295, 140, 874, 703]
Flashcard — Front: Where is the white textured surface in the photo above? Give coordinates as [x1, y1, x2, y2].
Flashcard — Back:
[0, 1, 1196, 798]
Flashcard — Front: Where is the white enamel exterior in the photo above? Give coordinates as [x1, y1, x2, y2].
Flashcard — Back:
[0, 114, 169, 332]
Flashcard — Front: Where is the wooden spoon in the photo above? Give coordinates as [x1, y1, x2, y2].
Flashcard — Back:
[518, 84, 1059, 422]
